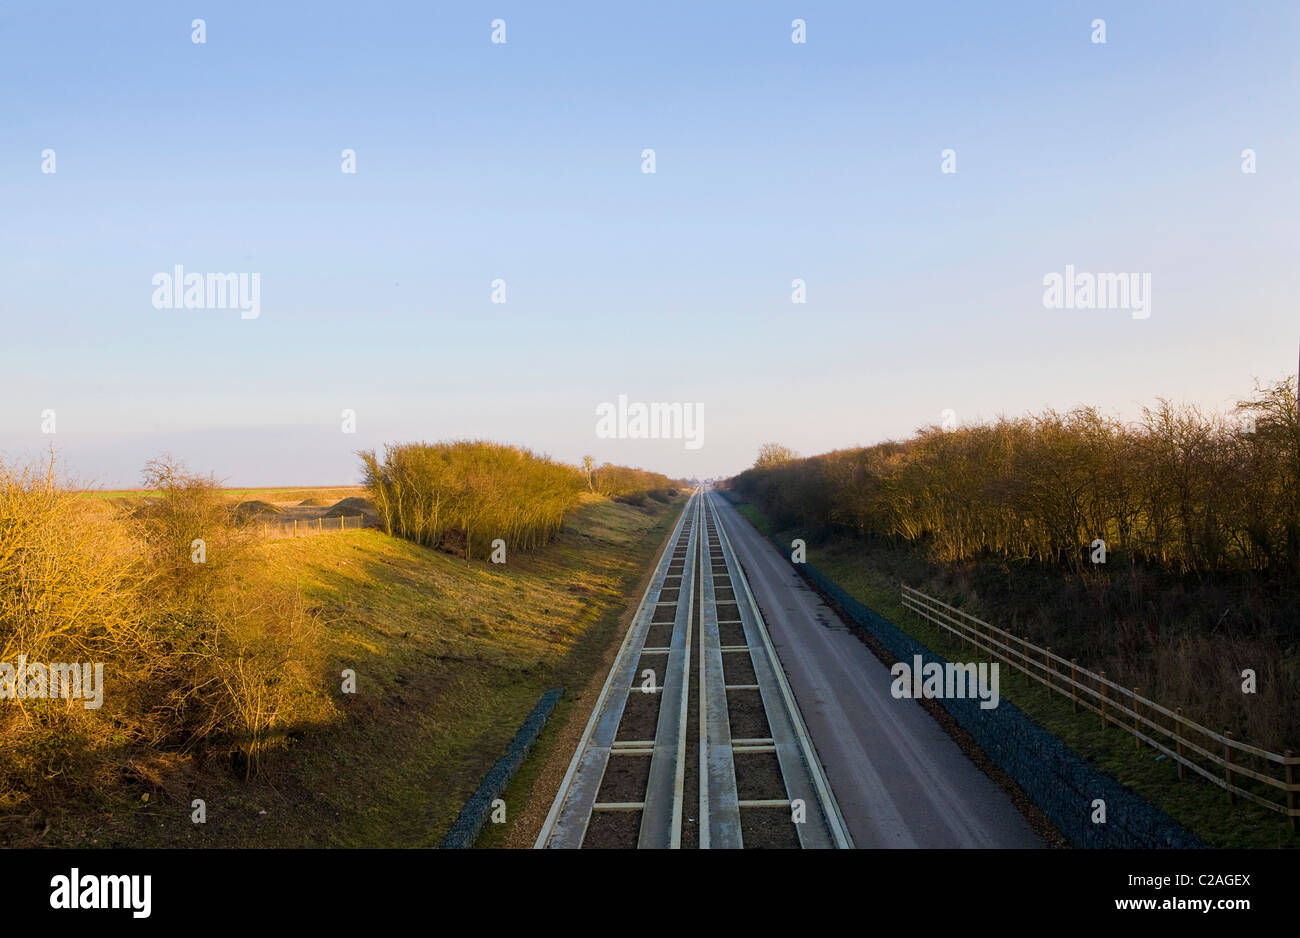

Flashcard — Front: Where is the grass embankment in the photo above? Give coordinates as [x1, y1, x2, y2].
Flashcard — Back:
[10, 490, 684, 848]
[730, 499, 1297, 850]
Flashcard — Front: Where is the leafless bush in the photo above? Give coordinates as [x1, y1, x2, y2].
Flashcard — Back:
[0, 453, 330, 814]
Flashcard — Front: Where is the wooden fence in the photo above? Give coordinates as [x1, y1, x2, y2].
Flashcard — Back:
[259, 515, 366, 539]
[901, 584, 1299, 829]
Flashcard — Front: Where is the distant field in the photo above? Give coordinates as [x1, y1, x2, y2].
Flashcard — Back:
[80, 485, 376, 529]
[78, 485, 367, 504]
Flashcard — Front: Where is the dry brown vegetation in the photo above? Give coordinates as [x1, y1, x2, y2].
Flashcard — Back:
[0, 453, 330, 832]
[730, 378, 1300, 752]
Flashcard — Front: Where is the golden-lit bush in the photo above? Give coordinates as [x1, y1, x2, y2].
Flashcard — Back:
[0, 454, 329, 810]
[0, 457, 146, 804]
[589, 463, 677, 501]
[360, 443, 680, 556]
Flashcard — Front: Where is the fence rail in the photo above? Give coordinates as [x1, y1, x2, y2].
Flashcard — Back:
[259, 515, 367, 539]
[901, 584, 1300, 826]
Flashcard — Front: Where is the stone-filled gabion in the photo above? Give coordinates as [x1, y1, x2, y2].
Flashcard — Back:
[441, 686, 565, 849]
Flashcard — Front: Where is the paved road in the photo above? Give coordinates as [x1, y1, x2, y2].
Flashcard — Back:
[710, 493, 1042, 848]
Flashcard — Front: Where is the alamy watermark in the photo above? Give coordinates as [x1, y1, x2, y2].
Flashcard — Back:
[890, 655, 999, 709]
[1, 656, 104, 709]
[595, 394, 704, 450]
[151, 265, 260, 319]
[50, 869, 150, 918]
[1042, 265, 1150, 319]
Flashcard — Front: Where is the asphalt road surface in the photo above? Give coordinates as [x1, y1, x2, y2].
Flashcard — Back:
[710, 492, 1043, 848]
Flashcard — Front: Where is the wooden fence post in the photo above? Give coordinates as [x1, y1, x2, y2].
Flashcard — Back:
[1175, 708, 1185, 780]
[1070, 659, 1078, 713]
[1133, 688, 1141, 749]
[1099, 671, 1108, 728]
[1045, 648, 1053, 696]
[1022, 637, 1029, 688]
[1225, 730, 1236, 804]
[1286, 751, 1297, 835]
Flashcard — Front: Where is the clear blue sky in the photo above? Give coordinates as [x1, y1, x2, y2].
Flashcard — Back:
[2, 1, 1296, 486]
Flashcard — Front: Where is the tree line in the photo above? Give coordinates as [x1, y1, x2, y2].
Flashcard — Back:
[732, 378, 1300, 579]
[586, 460, 678, 504]
[360, 441, 678, 558]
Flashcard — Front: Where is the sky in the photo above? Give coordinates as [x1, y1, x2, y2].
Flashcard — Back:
[1, 1, 1297, 486]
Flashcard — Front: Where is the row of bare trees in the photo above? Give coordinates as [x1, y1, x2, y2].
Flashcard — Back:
[360, 442, 678, 558]
[360, 441, 581, 558]
[586, 461, 677, 502]
[733, 378, 1300, 579]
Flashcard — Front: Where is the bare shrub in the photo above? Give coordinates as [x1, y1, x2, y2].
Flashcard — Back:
[0, 452, 331, 817]
[360, 441, 584, 557]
